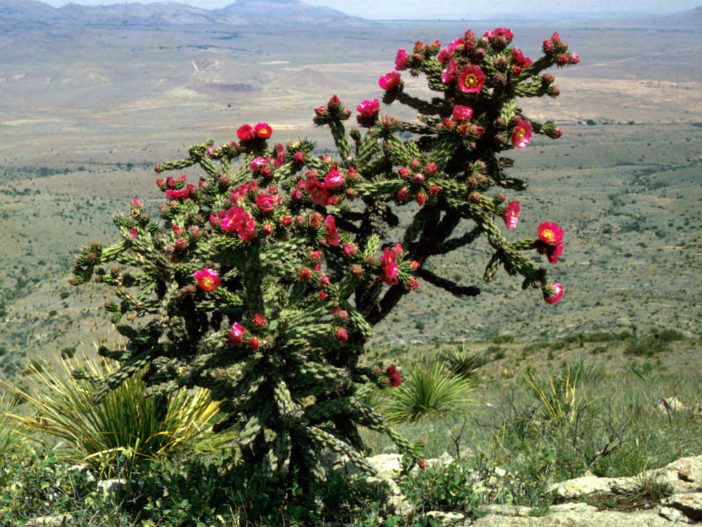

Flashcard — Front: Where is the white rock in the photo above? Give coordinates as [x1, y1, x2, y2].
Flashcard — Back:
[425, 510, 465, 525]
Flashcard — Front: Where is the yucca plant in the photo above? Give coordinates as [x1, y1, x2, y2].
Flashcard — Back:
[440, 342, 487, 380]
[0, 391, 26, 458]
[381, 363, 474, 424]
[6, 354, 223, 471]
[524, 366, 585, 426]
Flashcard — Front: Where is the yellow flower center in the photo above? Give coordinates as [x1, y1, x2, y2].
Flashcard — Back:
[542, 229, 555, 242]
[464, 73, 478, 88]
[516, 128, 526, 139]
[202, 277, 213, 289]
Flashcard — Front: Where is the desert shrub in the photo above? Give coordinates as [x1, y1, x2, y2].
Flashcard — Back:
[69, 25, 579, 505]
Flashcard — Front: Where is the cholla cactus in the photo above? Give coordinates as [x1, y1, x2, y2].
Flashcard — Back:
[71, 27, 577, 490]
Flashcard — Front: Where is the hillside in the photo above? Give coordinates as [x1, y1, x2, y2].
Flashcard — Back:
[0, 9, 700, 377]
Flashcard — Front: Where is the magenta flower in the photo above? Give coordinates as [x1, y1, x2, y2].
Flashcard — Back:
[128, 227, 138, 238]
[253, 313, 267, 328]
[537, 222, 564, 246]
[543, 283, 564, 304]
[324, 215, 340, 246]
[386, 364, 402, 387]
[441, 58, 457, 84]
[254, 122, 272, 139]
[236, 124, 254, 142]
[255, 193, 278, 214]
[458, 65, 485, 93]
[379, 72, 401, 91]
[194, 268, 221, 292]
[395, 48, 408, 70]
[324, 169, 345, 189]
[452, 105, 473, 122]
[504, 201, 521, 230]
[512, 120, 533, 149]
[356, 99, 380, 118]
[380, 246, 400, 285]
[229, 322, 246, 345]
[335, 328, 348, 341]
[547, 242, 565, 264]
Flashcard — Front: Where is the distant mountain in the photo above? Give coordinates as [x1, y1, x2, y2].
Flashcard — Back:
[58, 2, 217, 26]
[215, 0, 352, 24]
[0, 0, 356, 27]
[596, 6, 702, 29]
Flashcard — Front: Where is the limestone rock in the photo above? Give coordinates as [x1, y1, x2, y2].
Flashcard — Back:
[26, 515, 72, 527]
[664, 492, 702, 521]
[425, 510, 465, 525]
[367, 453, 403, 480]
[473, 502, 674, 526]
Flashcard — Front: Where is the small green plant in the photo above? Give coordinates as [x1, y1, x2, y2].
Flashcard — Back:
[381, 363, 473, 424]
[402, 460, 484, 515]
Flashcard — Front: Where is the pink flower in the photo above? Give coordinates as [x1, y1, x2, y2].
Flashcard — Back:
[254, 122, 272, 139]
[335, 328, 348, 341]
[253, 313, 267, 328]
[128, 228, 138, 238]
[319, 290, 328, 300]
[194, 268, 221, 292]
[494, 27, 514, 43]
[249, 156, 268, 172]
[511, 120, 533, 149]
[406, 278, 419, 290]
[237, 124, 254, 142]
[458, 65, 485, 93]
[441, 58, 457, 84]
[397, 187, 409, 203]
[380, 247, 399, 285]
[300, 267, 312, 281]
[504, 201, 521, 230]
[293, 151, 305, 163]
[452, 105, 473, 122]
[248, 337, 260, 350]
[324, 215, 340, 246]
[356, 99, 380, 118]
[547, 242, 565, 264]
[416, 192, 426, 206]
[131, 197, 142, 208]
[220, 206, 257, 241]
[543, 283, 564, 304]
[165, 188, 190, 200]
[511, 48, 533, 67]
[343, 243, 357, 256]
[324, 169, 345, 189]
[379, 72, 401, 91]
[395, 48, 408, 70]
[238, 217, 256, 241]
[537, 222, 564, 246]
[229, 322, 246, 345]
[255, 193, 278, 214]
[386, 364, 401, 387]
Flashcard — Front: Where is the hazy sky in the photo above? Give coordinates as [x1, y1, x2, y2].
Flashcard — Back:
[40, 0, 699, 19]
